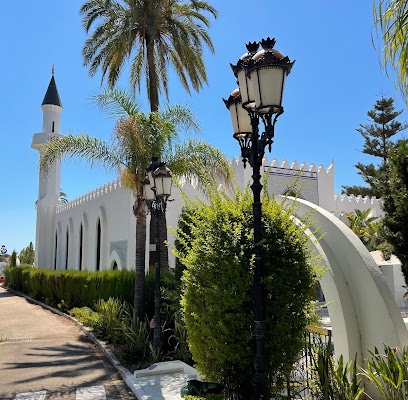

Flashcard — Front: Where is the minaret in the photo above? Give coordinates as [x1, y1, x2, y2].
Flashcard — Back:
[32, 67, 63, 269]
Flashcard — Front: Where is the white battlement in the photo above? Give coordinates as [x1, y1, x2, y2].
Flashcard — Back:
[333, 193, 383, 219]
[57, 179, 123, 214]
[232, 156, 334, 174]
[334, 193, 381, 205]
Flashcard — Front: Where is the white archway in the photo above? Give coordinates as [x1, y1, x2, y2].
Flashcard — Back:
[280, 197, 408, 366]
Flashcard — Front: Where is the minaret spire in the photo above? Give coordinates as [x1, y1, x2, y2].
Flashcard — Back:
[42, 68, 62, 107]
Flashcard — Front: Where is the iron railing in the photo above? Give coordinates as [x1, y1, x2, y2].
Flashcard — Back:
[280, 325, 332, 399]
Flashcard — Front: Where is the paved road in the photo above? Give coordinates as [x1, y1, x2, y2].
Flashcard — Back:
[0, 286, 136, 400]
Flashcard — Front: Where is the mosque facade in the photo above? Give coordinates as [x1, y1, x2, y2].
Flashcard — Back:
[31, 74, 385, 277]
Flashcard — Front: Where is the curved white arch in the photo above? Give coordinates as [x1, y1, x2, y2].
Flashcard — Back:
[280, 196, 408, 366]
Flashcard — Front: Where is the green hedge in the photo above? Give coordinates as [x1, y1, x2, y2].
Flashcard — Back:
[4, 265, 135, 309]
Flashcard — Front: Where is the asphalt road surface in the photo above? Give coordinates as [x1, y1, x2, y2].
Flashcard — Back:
[0, 286, 137, 400]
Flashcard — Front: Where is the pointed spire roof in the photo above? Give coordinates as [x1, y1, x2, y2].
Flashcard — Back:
[42, 66, 62, 107]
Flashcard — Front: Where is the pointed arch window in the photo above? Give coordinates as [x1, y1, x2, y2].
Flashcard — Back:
[79, 224, 83, 271]
[96, 219, 101, 271]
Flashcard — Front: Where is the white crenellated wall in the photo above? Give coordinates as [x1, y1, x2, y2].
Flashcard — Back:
[52, 176, 207, 272]
[334, 193, 383, 223]
[54, 179, 135, 271]
[45, 156, 386, 273]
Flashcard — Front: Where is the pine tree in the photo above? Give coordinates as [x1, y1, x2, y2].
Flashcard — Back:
[382, 139, 408, 284]
[342, 97, 407, 197]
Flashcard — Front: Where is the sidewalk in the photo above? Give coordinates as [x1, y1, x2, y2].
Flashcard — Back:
[1, 285, 197, 400]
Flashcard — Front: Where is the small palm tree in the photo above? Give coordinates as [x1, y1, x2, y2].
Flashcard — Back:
[39, 88, 233, 320]
[80, 0, 218, 112]
[59, 189, 69, 205]
[346, 208, 380, 251]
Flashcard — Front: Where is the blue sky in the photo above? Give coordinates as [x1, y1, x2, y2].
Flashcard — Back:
[1, 0, 407, 254]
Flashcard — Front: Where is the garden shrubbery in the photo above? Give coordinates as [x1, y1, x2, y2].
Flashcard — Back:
[4, 266, 134, 308]
[174, 187, 321, 398]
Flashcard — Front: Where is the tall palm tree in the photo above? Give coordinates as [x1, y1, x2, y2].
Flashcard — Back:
[39, 88, 233, 320]
[80, 0, 218, 112]
[373, 1, 408, 100]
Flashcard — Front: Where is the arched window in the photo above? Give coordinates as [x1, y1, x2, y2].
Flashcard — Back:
[96, 219, 101, 271]
[65, 229, 69, 270]
[79, 224, 83, 271]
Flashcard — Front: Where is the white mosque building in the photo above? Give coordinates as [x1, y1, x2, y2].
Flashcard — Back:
[32, 73, 405, 303]
[30, 73, 408, 384]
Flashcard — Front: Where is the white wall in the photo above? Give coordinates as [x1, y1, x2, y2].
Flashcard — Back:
[40, 156, 387, 277]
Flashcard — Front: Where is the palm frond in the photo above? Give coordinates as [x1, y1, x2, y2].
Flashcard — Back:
[373, 0, 408, 101]
[39, 133, 122, 177]
[166, 139, 235, 194]
[80, 0, 218, 109]
[92, 88, 141, 118]
[161, 103, 201, 136]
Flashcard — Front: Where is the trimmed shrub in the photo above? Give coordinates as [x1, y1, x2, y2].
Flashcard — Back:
[4, 267, 135, 308]
[174, 188, 321, 398]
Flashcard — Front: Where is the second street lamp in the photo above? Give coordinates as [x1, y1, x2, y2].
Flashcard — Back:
[224, 37, 294, 399]
[142, 157, 172, 351]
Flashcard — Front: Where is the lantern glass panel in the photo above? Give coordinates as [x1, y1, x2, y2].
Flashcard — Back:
[143, 178, 156, 201]
[251, 66, 286, 113]
[155, 174, 172, 197]
[237, 69, 255, 108]
[228, 101, 252, 136]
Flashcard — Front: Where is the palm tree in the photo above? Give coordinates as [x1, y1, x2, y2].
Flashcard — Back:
[80, 0, 218, 112]
[373, 1, 408, 100]
[346, 208, 380, 251]
[39, 88, 233, 320]
[59, 189, 69, 205]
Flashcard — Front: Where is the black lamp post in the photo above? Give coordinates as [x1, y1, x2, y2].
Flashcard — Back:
[223, 37, 294, 399]
[142, 157, 172, 351]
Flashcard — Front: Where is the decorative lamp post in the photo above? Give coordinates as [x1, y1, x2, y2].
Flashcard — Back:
[223, 37, 294, 399]
[142, 157, 172, 350]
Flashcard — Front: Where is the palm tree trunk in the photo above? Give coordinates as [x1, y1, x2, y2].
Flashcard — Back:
[133, 197, 149, 322]
[146, 35, 159, 112]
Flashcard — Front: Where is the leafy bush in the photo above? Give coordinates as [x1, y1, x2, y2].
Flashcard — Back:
[93, 297, 128, 344]
[19, 242, 35, 265]
[174, 188, 321, 398]
[69, 306, 100, 327]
